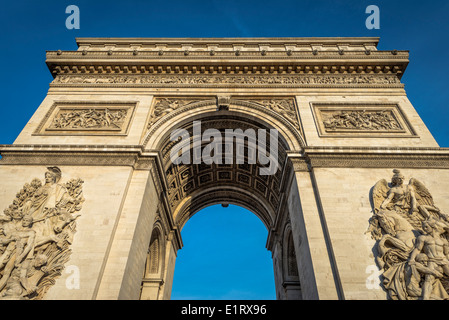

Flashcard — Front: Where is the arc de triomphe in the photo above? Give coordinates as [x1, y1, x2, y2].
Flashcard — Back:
[0, 37, 448, 300]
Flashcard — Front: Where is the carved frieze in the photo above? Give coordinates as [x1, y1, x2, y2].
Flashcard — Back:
[147, 98, 206, 129]
[51, 74, 402, 88]
[0, 167, 84, 300]
[312, 104, 415, 137]
[322, 110, 401, 132]
[34, 102, 135, 136]
[368, 170, 449, 300]
[49, 108, 128, 131]
[148, 97, 300, 139]
[252, 99, 299, 128]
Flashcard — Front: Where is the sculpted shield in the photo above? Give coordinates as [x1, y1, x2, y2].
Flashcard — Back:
[369, 169, 449, 300]
[0, 167, 84, 300]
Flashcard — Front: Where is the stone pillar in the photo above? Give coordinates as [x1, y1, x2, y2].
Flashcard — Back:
[287, 159, 341, 300]
[271, 240, 286, 300]
[95, 168, 159, 300]
[159, 236, 179, 299]
[284, 283, 302, 300]
[140, 279, 164, 300]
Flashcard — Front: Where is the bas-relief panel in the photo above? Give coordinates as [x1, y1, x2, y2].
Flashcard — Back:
[34, 102, 136, 136]
[311, 104, 416, 138]
[0, 167, 84, 300]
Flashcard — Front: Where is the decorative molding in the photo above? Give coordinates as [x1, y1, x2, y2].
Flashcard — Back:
[290, 157, 310, 172]
[174, 188, 274, 231]
[50, 74, 403, 88]
[307, 154, 449, 169]
[46, 38, 409, 82]
[2, 146, 449, 169]
[0, 152, 139, 167]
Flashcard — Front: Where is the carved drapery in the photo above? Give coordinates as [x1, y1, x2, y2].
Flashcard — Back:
[0, 167, 84, 300]
[368, 169, 449, 300]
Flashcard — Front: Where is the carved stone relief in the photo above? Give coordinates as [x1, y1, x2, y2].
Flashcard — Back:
[35, 103, 135, 136]
[368, 169, 449, 300]
[147, 98, 204, 129]
[322, 110, 402, 132]
[148, 97, 300, 134]
[49, 108, 128, 131]
[52, 74, 402, 88]
[312, 104, 415, 137]
[0, 167, 84, 300]
[252, 99, 299, 128]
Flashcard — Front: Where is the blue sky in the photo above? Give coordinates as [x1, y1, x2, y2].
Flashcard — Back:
[0, 0, 448, 300]
[171, 205, 274, 300]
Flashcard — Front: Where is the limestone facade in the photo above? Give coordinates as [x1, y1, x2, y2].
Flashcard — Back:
[0, 37, 447, 300]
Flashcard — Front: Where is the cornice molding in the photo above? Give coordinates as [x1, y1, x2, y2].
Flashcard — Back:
[46, 55, 407, 79]
[46, 38, 408, 79]
[290, 147, 449, 169]
[75, 36, 381, 47]
[2, 145, 448, 169]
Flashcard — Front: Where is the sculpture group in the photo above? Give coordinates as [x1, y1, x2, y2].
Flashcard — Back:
[0, 167, 84, 299]
[323, 110, 401, 132]
[369, 169, 449, 300]
[51, 108, 128, 130]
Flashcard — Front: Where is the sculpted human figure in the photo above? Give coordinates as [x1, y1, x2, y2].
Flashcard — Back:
[1, 269, 25, 300]
[13, 215, 36, 267]
[370, 170, 449, 299]
[17, 254, 49, 298]
[408, 218, 449, 300]
[22, 167, 69, 221]
[375, 210, 416, 268]
[0, 214, 37, 292]
[0, 225, 18, 270]
[380, 169, 417, 215]
[0, 167, 84, 299]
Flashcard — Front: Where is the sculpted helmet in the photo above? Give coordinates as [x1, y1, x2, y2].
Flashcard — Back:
[391, 169, 404, 185]
[47, 167, 62, 183]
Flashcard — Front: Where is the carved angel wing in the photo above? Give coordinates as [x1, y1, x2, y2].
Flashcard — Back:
[409, 178, 434, 207]
[372, 179, 389, 213]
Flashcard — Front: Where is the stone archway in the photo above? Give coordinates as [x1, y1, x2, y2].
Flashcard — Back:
[138, 98, 305, 300]
[3, 37, 445, 301]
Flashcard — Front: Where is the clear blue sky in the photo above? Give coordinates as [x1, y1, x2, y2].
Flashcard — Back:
[0, 0, 448, 300]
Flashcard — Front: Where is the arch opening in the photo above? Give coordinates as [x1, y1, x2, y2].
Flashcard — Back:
[139, 104, 304, 300]
[171, 204, 276, 300]
[158, 111, 294, 231]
